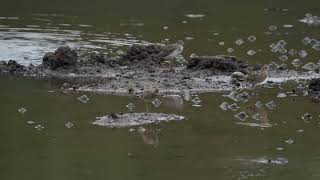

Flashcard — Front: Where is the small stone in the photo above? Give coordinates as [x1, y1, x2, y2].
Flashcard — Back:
[27, 121, 35, 125]
[17, 107, 27, 114]
[218, 41, 225, 46]
[278, 63, 287, 70]
[234, 112, 249, 121]
[192, 96, 202, 107]
[228, 103, 240, 111]
[77, 95, 90, 103]
[302, 37, 312, 45]
[65, 122, 74, 128]
[288, 49, 297, 56]
[163, 26, 168, 30]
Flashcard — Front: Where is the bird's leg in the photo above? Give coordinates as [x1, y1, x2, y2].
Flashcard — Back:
[145, 100, 149, 113]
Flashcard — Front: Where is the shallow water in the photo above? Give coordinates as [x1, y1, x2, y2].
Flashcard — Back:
[1, 77, 320, 180]
[1, 0, 320, 179]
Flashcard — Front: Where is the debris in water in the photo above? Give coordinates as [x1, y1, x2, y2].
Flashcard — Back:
[298, 50, 308, 58]
[192, 96, 202, 107]
[276, 147, 284, 151]
[128, 128, 136, 132]
[17, 107, 27, 114]
[235, 39, 244, 46]
[297, 129, 304, 133]
[227, 48, 235, 53]
[27, 121, 35, 124]
[291, 59, 302, 67]
[247, 50, 257, 56]
[228, 103, 240, 111]
[247, 36, 257, 42]
[152, 99, 161, 108]
[185, 14, 206, 18]
[236, 92, 250, 102]
[77, 95, 90, 103]
[65, 122, 74, 128]
[35, 124, 44, 130]
[301, 62, 319, 71]
[268, 25, 278, 31]
[93, 113, 185, 128]
[234, 111, 249, 121]
[265, 101, 276, 110]
[236, 122, 272, 128]
[126, 103, 135, 113]
[255, 101, 264, 108]
[279, 55, 288, 61]
[283, 24, 293, 28]
[163, 26, 168, 30]
[301, 113, 312, 122]
[219, 102, 229, 111]
[219, 41, 225, 46]
[284, 139, 294, 144]
[277, 93, 287, 98]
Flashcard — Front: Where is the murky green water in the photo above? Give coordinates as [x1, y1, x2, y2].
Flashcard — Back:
[1, 0, 320, 179]
[1, 77, 320, 180]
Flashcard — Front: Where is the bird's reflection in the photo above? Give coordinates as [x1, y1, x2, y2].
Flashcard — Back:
[161, 94, 184, 111]
[137, 127, 160, 148]
[245, 104, 270, 126]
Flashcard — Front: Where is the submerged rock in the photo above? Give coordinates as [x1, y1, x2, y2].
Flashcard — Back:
[92, 113, 185, 128]
[43, 46, 78, 70]
[187, 55, 251, 74]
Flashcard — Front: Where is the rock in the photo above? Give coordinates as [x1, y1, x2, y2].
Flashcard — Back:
[119, 44, 170, 67]
[43, 46, 78, 70]
[90, 52, 106, 64]
[187, 55, 251, 74]
[308, 79, 320, 99]
[0, 60, 25, 74]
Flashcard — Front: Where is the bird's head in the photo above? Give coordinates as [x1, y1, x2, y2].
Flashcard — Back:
[262, 64, 269, 72]
[176, 40, 184, 45]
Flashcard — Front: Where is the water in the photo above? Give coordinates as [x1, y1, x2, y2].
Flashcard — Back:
[1, 0, 320, 179]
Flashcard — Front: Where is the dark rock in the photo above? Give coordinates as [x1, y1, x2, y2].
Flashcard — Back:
[308, 78, 320, 99]
[0, 60, 25, 74]
[43, 46, 78, 70]
[187, 55, 250, 74]
[309, 78, 320, 92]
[90, 52, 106, 64]
[119, 44, 168, 66]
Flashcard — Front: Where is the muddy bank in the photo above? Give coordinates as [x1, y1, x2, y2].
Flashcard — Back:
[1, 45, 320, 96]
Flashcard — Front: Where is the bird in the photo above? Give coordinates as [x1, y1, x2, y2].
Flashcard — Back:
[161, 40, 184, 61]
[141, 88, 160, 113]
[137, 127, 160, 148]
[231, 65, 269, 88]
